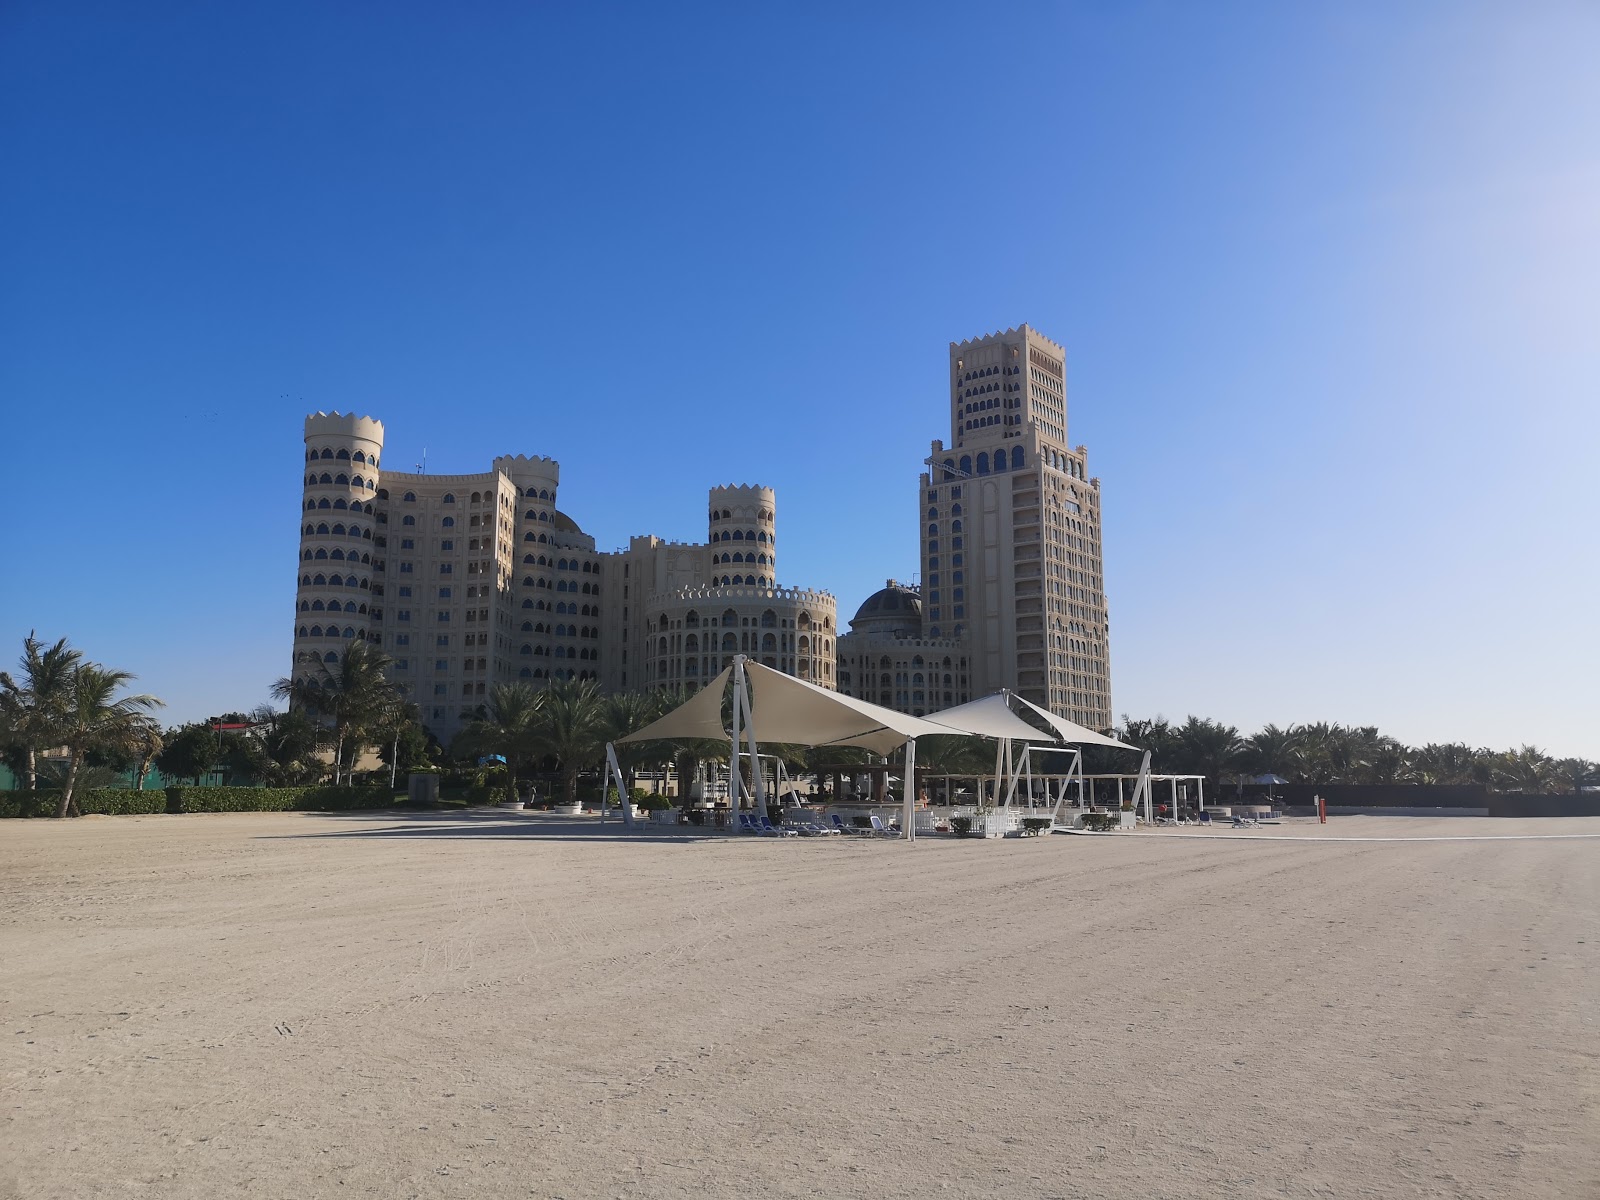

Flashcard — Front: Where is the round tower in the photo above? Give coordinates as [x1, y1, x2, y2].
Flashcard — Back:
[294, 412, 385, 676]
[707, 484, 777, 588]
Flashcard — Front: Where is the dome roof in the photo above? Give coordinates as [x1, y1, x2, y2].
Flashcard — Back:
[552, 509, 583, 535]
[849, 581, 923, 635]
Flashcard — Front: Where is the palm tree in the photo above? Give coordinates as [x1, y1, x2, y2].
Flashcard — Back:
[455, 683, 544, 802]
[271, 642, 399, 785]
[1239, 723, 1303, 781]
[1554, 758, 1599, 796]
[600, 689, 662, 792]
[1497, 745, 1560, 794]
[1117, 716, 1176, 771]
[52, 664, 164, 818]
[0, 633, 84, 791]
[1173, 716, 1242, 788]
[535, 677, 609, 806]
[1411, 742, 1478, 786]
[129, 718, 164, 791]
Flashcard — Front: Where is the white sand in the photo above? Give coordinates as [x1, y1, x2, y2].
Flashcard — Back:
[2, 811, 1595, 1199]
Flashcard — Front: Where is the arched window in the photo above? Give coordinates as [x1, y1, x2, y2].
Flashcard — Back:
[333, 499, 348, 510]
[523, 554, 535, 563]
[1011, 446, 1024, 470]
[335, 473, 349, 485]
[959, 455, 972, 475]
[951, 519, 962, 532]
[539, 489, 550, 500]
[977, 452, 990, 474]
[442, 493, 455, 504]
[442, 517, 454, 527]
[538, 512, 549, 522]
[951, 503, 962, 516]
[403, 492, 416, 502]
[311, 599, 325, 611]
[324, 652, 338, 663]
[314, 548, 328, 560]
[335, 448, 350, 460]
[402, 515, 415, 526]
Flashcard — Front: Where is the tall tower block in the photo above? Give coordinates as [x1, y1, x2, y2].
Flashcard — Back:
[921, 325, 1111, 729]
[706, 484, 777, 587]
[293, 413, 385, 677]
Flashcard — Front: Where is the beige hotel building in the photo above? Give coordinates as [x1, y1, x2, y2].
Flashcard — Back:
[837, 324, 1112, 730]
[292, 414, 835, 740]
[291, 323, 1109, 740]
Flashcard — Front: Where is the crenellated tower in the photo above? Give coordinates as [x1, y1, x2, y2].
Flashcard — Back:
[293, 413, 385, 677]
[706, 484, 777, 587]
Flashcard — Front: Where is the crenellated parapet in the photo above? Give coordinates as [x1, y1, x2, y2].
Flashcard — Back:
[653, 583, 835, 609]
[494, 454, 560, 496]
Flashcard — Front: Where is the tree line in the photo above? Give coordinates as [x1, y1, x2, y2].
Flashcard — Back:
[1089, 716, 1597, 795]
[5, 635, 1594, 819]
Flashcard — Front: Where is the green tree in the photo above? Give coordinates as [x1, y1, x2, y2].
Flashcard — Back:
[535, 677, 609, 805]
[1553, 758, 1599, 796]
[271, 642, 399, 784]
[1410, 742, 1478, 786]
[454, 683, 545, 802]
[52, 664, 164, 818]
[1172, 716, 1242, 788]
[249, 706, 323, 785]
[1239, 723, 1303, 781]
[0, 633, 84, 791]
[128, 720, 164, 790]
[1497, 745, 1560, 794]
[155, 723, 223, 785]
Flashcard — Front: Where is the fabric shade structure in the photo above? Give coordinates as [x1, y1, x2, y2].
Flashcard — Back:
[1007, 691, 1139, 750]
[615, 665, 733, 744]
[743, 661, 951, 756]
[921, 693, 1065, 743]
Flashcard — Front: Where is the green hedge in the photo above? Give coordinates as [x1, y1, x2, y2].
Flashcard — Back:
[0, 789, 167, 818]
[1, 785, 398, 817]
[165, 786, 396, 813]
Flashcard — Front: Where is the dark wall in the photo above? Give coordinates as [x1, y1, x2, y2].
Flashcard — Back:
[1487, 794, 1600, 818]
[1234, 783, 1491, 809]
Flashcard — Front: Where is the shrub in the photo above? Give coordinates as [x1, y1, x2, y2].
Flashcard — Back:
[0, 789, 167, 817]
[0, 792, 56, 818]
[950, 815, 973, 836]
[77, 789, 168, 816]
[638, 794, 673, 812]
[165, 786, 395, 813]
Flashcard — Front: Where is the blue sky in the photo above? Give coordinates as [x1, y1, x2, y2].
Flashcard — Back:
[2, 2, 1596, 755]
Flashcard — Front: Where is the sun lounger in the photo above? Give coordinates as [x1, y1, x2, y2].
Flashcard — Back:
[868, 815, 899, 837]
[830, 814, 859, 835]
[760, 816, 798, 838]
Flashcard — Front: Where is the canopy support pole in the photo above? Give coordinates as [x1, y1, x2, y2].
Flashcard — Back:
[738, 663, 766, 816]
[1130, 751, 1153, 824]
[902, 738, 917, 842]
[729, 658, 745, 819]
[603, 742, 635, 829]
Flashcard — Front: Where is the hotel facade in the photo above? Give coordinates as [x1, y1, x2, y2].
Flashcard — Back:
[291, 415, 835, 740]
[290, 323, 1109, 740]
[837, 324, 1113, 730]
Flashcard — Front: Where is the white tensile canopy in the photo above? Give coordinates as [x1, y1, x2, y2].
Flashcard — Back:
[920, 692, 1066, 742]
[609, 658, 948, 839]
[1007, 692, 1138, 750]
[615, 665, 734, 745]
[743, 661, 953, 755]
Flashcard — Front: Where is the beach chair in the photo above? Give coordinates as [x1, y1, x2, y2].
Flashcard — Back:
[760, 816, 798, 838]
[830, 813, 857, 835]
[1197, 812, 1212, 825]
[868, 814, 899, 838]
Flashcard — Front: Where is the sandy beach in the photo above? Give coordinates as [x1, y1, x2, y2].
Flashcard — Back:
[2, 811, 1595, 1199]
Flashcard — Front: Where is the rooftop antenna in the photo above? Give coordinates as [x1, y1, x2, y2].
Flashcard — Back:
[417, 447, 427, 474]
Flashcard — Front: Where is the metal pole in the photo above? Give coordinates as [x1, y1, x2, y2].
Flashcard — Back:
[902, 738, 917, 842]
